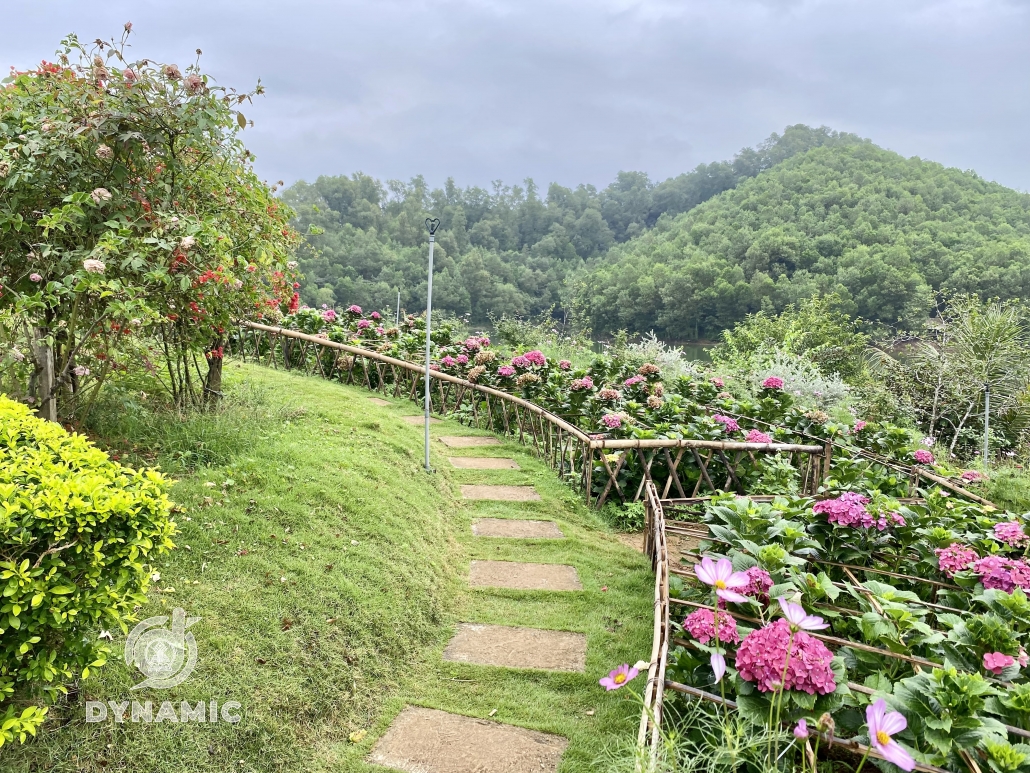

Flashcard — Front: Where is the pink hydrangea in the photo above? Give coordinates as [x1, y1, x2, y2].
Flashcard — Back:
[370, 311, 382, 320]
[734, 619, 836, 695]
[346, 305, 362, 315]
[357, 319, 371, 330]
[745, 429, 773, 444]
[440, 356, 457, 367]
[624, 375, 645, 388]
[570, 377, 594, 391]
[713, 415, 740, 432]
[497, 365, 516, 377]
[913, 449, 934, 465]
[456, 354, 469, 365]
[935, 544, 979, 577]
[511, 355, 531, 369]
[321, 309, 337, 322]
[683, 608, 740, 645]
[853, 420, 867, 432]
[762, 376, 784, 390]
[463, 337, 481, 352]
[813, 493, 899, 530]
[598, 388, 621, 401]
[601, 414, 622, 429]
[478, 336, 491, 347]
[961, 470, 986, 483]
[973, 555, 1030, 592]
[524, 350, 546, 366]
[711, 377, 724, 388]
[558, 359, 572, 370]
[994, 521, 1030, 547]
[741, 566, 773, 602]
[984, 652, 1016, 675]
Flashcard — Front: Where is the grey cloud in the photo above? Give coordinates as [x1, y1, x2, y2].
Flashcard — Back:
[2, 0, 1028, 191]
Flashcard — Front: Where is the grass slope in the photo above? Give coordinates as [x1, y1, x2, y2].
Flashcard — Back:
[5, 363, 652, 772]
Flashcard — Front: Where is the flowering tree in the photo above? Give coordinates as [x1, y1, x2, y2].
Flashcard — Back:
[0, 28, 298, 418]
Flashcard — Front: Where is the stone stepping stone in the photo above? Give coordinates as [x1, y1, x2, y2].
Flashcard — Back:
[461, 485, 540, 501]
[438, 436, 501, 448]
[443, 623, 586, 672]
[472, 519, 563, 539]
[402, 415, 441, 425]
[470, 560, 582, 591]
[370, 706, 567, 773]
[448, 457, 519, 470]
[368, 397, 391, 407]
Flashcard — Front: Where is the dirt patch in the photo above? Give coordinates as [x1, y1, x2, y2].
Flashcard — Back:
[448, 457, 520, 470]
[472, 519, 564, 539]
[368, 397, 391, 406]
[616, 532, 644, 553]
[443, 624, 586, 672]
[438, 436, 502, 448]
[369, 706, 567, 773]
[469, 560, 582, 591]
[401, 415, 442, 425]
[460, 485, 540, 501]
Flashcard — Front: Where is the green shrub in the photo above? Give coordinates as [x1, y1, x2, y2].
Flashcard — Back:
[602, 501, 646, 532]
[0, 396, 175, 746]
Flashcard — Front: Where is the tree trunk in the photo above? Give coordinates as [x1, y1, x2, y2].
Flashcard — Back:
[203, 339, 224, 406]
[30, 327, 58, 422]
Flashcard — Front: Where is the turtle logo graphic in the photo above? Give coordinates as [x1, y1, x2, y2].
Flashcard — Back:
[125, 607, 201, 690]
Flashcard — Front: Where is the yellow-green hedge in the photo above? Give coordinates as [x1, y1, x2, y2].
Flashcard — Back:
[0, 396, 175, 745]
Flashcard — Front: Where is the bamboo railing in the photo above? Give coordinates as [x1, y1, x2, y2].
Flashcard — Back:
[233, 321, 829, 507]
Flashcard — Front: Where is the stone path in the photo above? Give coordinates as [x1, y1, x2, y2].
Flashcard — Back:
[402, 415, 442, 425]
[368, 397, 391, 407]
[372, 424, 586, 772]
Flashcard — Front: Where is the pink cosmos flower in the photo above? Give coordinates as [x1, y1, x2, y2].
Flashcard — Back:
[866, 699, 915, 771]
[935, 543, 979, 577]
[29, 273, 42, 282]
[357, 319, 371, 330]
[558, 359, 572, 370]
[456, 354, 469, 365]
[853, 420, 867, 432]
[713, 414, 740, 433]
[794, 720, 809, 739]
[735, 620, 836, 694]
[570, 377, 594, 391]
[694, 557, 750, 604]
[995, 521, 1030, 547]
[346, 305, 362, 315]
[683, 608, 740, 645]
[745, 429, 772, 444]
[711, 377, 724, 388]
[762, 376, 784, 389]
[601, 414, 622, 429]
[497, 365, 516, 377]
[913, 449, 934, 464]
[778, 598, 829, 632]
[599, 663, 638, 691]
[984, 651, 1016, 675]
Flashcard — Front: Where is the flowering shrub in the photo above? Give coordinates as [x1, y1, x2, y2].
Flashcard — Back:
[914, 449, 935, 464]
[995, 520, 1029, 547]
[735, 619, 837, 695]
[762, 376, 784, 389]
[684, 608, 740, 644]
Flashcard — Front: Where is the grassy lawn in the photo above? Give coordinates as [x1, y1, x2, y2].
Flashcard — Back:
[5, 362, 652, 773]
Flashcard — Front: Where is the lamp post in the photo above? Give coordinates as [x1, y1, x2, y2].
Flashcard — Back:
[983, 381, 991, 468]
[423, 217, 441, 473]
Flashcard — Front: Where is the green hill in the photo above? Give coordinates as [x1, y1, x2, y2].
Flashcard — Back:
[577, 143, 1030, 339]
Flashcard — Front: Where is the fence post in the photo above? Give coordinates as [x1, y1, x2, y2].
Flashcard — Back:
[821, 443, 833, 486]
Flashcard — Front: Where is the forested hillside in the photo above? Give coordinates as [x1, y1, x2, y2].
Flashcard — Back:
[286, 125, 864, 320]
[578, 143, 1030, 339]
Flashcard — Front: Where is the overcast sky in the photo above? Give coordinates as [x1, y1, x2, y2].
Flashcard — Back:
[4, 1, 1029, 193]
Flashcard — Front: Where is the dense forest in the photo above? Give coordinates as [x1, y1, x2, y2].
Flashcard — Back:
[285, 125, 865, 323]
[287, 126, 1030, 340]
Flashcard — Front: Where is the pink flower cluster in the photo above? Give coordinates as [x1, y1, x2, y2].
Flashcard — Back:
[511, 355, 531, 369]
[321, 309, 337, 322]
[683, 608, 740, 645]
[570, 377, 594, 391]
[984, 651, 1016, 675]
[357, 319, 371, 330]
[558, 359, 572, 370]
[935, 543, 979, 577]
[853, 420, 867, 432]
[623, 375, 645, 388]
[524, 350, 546, 366]
[961, 470, 986, 483]
[745, 429, 773, 444]
[713, 415, 740, 432]
[995, 521, 1030, 547]
[463, 336, 491, 352]
[346, 305, 362, 315]
[973, 555, 1030, 592]
[370, 311, 382, 320]
[913, 449, 934, 464]
[741, 566, 773, 602]
[762, 376, 784, 389]
[601, 414, 622, 429]
[735, 619, 836, 695]
[457, 354, 469, 365]
[711, 377, 724, 388]
[598, 388, 621, 401]
[440, 356, 457, 367]
[497, 365, 516, 377]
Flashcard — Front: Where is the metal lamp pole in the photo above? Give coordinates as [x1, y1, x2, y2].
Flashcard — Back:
[983, 381, 991, 468]
[423, 217, 441, 473]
